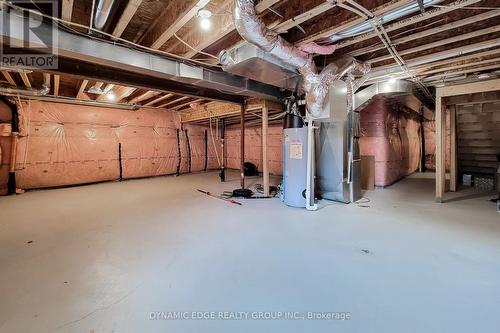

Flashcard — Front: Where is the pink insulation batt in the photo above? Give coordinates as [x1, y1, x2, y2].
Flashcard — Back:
[225, 124, 283, 175]
[0, 100, 218, 193]
[359, 97, 422, 187]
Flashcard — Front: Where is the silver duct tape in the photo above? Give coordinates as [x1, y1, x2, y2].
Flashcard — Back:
[233, 0, 370, 118]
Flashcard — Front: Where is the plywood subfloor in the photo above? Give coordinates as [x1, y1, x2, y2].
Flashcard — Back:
[1, 171, 499, 332]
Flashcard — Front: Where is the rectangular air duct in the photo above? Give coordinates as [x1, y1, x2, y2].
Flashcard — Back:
[220, 43, 301, 90]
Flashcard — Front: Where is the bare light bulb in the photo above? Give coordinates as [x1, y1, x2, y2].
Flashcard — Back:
[200, 17, 211, 30]
[106, 91, 117, 101]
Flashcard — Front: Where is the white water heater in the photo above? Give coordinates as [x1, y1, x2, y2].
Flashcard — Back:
[282, 114, 308, 208]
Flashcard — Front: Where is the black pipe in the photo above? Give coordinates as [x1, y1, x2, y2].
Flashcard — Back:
[219, 118, 225, 182]
[176, 129, 181, 176]
[0, 96, 18, 195]
[204, 129, 208, 172]
[118, 142, 123, 181]
[184, 129, 191, 173]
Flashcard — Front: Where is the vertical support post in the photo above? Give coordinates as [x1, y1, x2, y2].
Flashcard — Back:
[419, 104, 426, 173]
[262, 102, 269, 196]
[240, 101, 245, 189]
[435, 91, 446, 203]
[450, 105, 457, 192]
[220, 118, 225, 182]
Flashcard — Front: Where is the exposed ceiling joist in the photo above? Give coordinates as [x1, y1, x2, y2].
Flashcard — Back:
[167, 0, 234, 58]
[181, 98, 280, 122]
[140, 0, 211, 49]
[173, 98, 203, 111]
[369, 24, 500, 64]
[144, 93, 173, 106]
[1, 71, 16, 86]
[437, 78, 500, 97]
[115, 86, 137, 102]
[76, 79, 89, 99]
[158, 96, 189, 108]
[19, 72, 31, 88]
[273, 1, 337, 33]
[95, 83, 115, 101]
[255, 0, 281, 13]
[299, 0, 413, 44]
[112, 0, 143, 37]
[350, 10, 500, 57]
[174, 0, 281, 58]
[61, 0, 74, 21]
[335, 0, 482, 49]
[129, 90, 161, 104]
[53, 74, 60, 96]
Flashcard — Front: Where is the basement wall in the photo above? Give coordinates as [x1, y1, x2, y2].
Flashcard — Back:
[0, 101, 12, 195]
[0, 100, 216, 194]
[359, 97, 424, 187]
[225, 124, 283, 175]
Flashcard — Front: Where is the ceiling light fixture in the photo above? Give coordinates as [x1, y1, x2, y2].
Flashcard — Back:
[198, 9, 212, 31]
[105, 90, 117, 101]
[88, 85, 104, 94]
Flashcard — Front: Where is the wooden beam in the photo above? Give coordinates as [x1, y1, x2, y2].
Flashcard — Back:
[262, 101, 269, 196]
[450, 105, 457, 192]
[173, 98, 203, 111]
[76, 79, 89, 99]
[115, 86, 137, 102]
[61, 0, 74, 22]
[438, 78, 500, 97]
[1, 71, 16, 86]
[129, 91, 161, 104]
[435, 92, 446, 203]
[368, 25, 500, 64]
[140, 0, 210, 49]
[299, 0, 413, 44]
[173, 0, 284, 59]
[53, 74, 59, 96]
[144, 93, 173, 106]
[350, 10, 500, 57]
[255, 0, 281, 13]
[172, 0, 234, 58]
[180, 99, 280, 122]
[273, 2, 336, 33]
[19, 72, 31, 88]
[333, 0, 481, 49]
[158, 96, 189, 108]
[112, 0, 143, 37]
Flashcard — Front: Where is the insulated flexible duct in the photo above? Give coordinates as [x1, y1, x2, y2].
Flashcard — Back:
[233, 0, 369, 117]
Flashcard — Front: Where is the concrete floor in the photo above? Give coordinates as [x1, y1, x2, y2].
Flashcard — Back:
[1, 171, 499, 333]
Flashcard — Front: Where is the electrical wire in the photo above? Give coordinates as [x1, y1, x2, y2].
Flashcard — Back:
[173, 33, 219, 60]
[208, 113, 221, 167]
[3, 2, 223, 69]
[430, 5, 500, 10]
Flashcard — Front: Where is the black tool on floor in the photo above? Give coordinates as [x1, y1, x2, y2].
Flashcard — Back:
[197, 189, 242, 205]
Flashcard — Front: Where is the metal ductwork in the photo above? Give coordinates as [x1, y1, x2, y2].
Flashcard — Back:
[354, 79, 416, 110]
[219, 43, 301, 90]
[94, 0, 115, 30]
[231, 0, 369, 118]
[0, 8, 282, 103]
